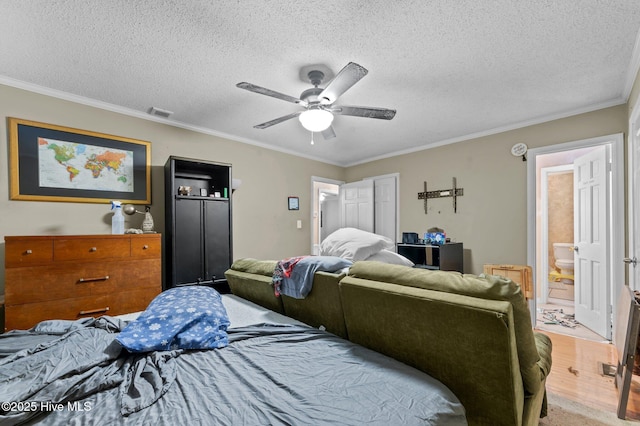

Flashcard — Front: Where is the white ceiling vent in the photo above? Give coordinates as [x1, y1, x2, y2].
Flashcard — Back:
[148, 107, 173, 118]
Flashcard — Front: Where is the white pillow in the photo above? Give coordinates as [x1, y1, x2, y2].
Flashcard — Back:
[320, 227, 395, 261]
[365, 249, 415, 267]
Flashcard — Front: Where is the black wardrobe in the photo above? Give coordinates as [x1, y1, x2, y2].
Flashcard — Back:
[164, 156, 232, 291]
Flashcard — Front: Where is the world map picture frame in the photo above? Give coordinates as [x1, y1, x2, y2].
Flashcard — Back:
[8, 117, 151, 204]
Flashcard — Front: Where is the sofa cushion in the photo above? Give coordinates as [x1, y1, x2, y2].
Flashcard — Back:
[230, 258, 277, 276]
[225, 269, 285, 314]
[340, 277, 525, 425]
[348, 261, 545, 395]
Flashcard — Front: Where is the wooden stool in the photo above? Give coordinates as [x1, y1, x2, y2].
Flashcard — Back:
[483, 264, 533, 299]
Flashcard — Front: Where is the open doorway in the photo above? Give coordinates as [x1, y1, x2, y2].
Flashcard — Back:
[527, 134, 625, 342]
[311, 177, 343, 255]
[311, 174, 400, 255]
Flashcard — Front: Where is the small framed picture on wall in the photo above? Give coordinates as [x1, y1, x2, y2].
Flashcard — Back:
[288, 196, 299, 210]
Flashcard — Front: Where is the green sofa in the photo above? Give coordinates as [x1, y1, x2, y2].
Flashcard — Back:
[225, 259, 552, 426]
[225, 258, 348, 338]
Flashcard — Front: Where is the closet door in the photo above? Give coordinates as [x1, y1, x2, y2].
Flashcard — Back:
[203, 199, 231, 283]
[373, 176, 397, 242]
[174, 198, 204, 285]
[339, 180, 374, 232]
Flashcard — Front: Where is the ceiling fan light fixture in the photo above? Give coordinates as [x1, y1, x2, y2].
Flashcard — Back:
[299, 109, 334, 132]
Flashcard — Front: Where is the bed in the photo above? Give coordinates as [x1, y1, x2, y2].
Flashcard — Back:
[0, 288, 466, 425]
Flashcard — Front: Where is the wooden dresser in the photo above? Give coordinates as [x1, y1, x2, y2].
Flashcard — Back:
[4, 234, 162, 331]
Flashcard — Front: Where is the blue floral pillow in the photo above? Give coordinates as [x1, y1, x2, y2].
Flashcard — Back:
[117, 286, 230, 352]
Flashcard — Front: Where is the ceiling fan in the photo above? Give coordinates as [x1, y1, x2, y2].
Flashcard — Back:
[236, 62, 396, 140]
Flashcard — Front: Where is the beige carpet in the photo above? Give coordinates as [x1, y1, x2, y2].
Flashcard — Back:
[541, 393, 638, 425]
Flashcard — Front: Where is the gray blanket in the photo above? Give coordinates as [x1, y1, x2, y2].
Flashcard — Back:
[0, 317, 466, 425]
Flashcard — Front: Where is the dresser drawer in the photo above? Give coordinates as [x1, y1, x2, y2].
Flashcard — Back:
[4, 238, 53, 267]
[131, 235, 162, 258]
[5, 259, 161, 305]
[4, 287, 161, 331]
[109, 287, 161, 316]
[5, 294, 112, 331]
[54, 237, 131, 261]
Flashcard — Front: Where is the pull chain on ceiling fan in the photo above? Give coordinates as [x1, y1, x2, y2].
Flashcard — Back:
[236, 62, 396, 140]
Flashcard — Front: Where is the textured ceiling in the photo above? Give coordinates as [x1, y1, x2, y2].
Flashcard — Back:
[1, 1, 640, 166]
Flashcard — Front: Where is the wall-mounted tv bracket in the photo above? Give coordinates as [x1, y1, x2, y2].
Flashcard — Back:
[418, 178, 464, 214]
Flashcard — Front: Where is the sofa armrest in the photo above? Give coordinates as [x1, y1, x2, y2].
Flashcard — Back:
[534, 331, 553, 378]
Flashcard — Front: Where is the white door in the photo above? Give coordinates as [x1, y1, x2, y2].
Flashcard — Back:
[340, 180, 374, 232]
[574, 145, 611, 339]
[373, 176, 397, 242]
[628, 113, 640, 292]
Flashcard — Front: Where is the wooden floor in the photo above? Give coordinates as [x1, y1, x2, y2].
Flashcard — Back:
[540, 330, 640, 421]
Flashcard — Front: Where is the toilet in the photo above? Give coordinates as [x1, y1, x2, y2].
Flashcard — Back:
[552, 243, 575, 284]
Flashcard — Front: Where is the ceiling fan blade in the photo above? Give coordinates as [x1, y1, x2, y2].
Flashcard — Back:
[318, 62, 368, 104]
[253, 111, 302, 129]
[331, 105, 396, 120]
[321, 125, 336, 140]
[237, 82, 308, 107]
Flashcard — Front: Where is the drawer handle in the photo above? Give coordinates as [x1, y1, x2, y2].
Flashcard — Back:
[143, 245, 149, 250]
[25, 249, 33, 255]
[78, 275, 110, 283]
[79, 307, 110, 315]
[89, 247, 97, 252]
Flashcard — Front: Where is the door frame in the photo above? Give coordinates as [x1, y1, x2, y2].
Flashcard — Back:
[311, 176, 344, 255]
[311, 174, 400, 254]
[526, 133, 625, 334]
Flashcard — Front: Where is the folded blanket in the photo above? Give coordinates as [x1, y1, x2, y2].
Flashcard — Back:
[272, 256, 352, 299]
[272, 256, 308, 296]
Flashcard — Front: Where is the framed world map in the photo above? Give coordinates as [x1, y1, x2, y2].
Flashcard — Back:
[8, 118, 151, 204]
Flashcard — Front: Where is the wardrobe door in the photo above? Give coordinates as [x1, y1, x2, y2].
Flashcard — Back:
[165, 156, 233, 289]
[174, 198, 204, 285]
[203, 199, 231, 283]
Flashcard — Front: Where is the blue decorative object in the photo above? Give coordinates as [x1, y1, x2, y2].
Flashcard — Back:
[117, 286, 230, 352]
[424, 232, 446, 245]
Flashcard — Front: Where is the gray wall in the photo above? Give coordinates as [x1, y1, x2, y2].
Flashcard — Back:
[1, 63, 639, 295]
[345, 105, 628, 274]
[0, 83, 345, 293]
